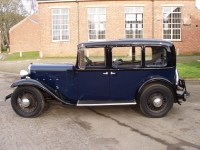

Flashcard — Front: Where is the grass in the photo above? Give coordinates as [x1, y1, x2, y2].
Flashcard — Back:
[177, 61, 200, 79]
[2, 52, 200, 78]
[4, 51, 40, 60]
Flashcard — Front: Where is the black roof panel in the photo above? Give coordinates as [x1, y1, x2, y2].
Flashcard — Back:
[78, 38, 173, 48]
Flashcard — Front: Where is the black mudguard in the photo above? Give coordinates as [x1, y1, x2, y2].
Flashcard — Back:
[136, 77, 179, 103]
[6, 79, 75, 105]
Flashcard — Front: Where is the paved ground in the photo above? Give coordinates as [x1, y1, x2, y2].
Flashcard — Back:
[0, 72, 200, 150]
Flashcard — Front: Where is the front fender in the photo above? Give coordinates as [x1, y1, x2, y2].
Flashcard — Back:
[11, 79, 74, 105]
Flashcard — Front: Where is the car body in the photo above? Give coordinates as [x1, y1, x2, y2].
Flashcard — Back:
[5, 39, 190, 118]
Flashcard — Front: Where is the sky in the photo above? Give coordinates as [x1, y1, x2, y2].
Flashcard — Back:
[197, 0, 200, 9]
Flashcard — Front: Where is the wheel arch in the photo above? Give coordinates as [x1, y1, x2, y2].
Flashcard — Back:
[11, 79, 74, 105]
[136, 77, 178, 103]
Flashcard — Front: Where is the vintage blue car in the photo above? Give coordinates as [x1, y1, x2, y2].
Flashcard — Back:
[5, 39, 189, 118]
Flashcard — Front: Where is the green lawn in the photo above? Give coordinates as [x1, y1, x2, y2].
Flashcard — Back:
[177, 62, 200, 79]
[4, 51, 40, 60]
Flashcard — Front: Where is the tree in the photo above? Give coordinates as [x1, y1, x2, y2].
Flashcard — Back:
[0, 0, 28, 49]
[22, 0, 38, 14]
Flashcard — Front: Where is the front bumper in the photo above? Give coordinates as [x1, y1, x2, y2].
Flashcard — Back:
[176, 79, 190, 101]
[5, 94, 12, 101]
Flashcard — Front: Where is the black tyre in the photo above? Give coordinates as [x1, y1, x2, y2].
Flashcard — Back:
[11, 86, 45, 118]
[139, 84, 174, 118]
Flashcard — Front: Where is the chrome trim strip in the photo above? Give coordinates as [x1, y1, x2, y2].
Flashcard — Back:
[77, 101, 137, 106]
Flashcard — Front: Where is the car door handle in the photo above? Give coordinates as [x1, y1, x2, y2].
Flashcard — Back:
[103, 72, 108, 75]
[111, 72, 116, 75]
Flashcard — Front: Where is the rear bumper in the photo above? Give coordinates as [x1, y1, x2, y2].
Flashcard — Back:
[176, 79, 190, 101]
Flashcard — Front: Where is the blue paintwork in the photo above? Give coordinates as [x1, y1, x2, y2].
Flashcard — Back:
[29, 64, 78, 103]
[110, 68, 175, 100]
[8, 39, 182, 105]
[77, 70, 110, 100]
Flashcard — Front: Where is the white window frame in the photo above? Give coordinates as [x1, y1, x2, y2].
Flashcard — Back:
[52, 8, 70, 42]
[124, 7, 144, 39]
[162, 6, 182, 41]
[87, 7, 106, 41]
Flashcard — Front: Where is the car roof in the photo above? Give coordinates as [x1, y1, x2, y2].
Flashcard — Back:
[78, 38, 173, 48]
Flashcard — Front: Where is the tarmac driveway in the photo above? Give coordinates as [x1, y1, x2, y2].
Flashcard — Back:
[0, 72, 200, 150]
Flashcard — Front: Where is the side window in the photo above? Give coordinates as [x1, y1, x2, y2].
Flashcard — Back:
[145, 46, 167, 67]
[112, 46, 141, 68]
[83, 48, 105, 68]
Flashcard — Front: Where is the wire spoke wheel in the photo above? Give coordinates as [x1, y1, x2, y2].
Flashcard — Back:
[17, 92, 38, 113]
[140, 84, 174, 118]
[11, 86, 45, 118]
[147, 91, 167, 113]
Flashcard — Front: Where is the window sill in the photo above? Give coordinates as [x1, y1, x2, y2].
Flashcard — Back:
[88, 39, 106, 42]
[52, 40, 70, 43]
[162, 39, 182, 42]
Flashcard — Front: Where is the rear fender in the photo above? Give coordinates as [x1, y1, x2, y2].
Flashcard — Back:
[11, 79, 74, 105]
[136, 77, 178, 103]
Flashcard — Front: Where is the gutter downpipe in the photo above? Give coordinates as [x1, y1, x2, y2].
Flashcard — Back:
[152, 0, 154, 38]
[77, 0, 80, 43]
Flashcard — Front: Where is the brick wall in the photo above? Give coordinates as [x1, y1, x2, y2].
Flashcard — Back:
[152, 0, 200, 55]
[38, 2, 78, 57]
[9, 14, 40, 53]
[37, 0, 200, 56]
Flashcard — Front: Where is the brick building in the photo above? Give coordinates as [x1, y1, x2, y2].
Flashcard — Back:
[10, 0, 200, 56]
[9, 14, 39, 53]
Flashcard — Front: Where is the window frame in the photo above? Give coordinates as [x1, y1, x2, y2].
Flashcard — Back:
[111, 46, 142, 69]
[162, 6, 182, 41]
[144, 46, 168, 68]
[87, 7, 106, 41]
[52, 8, 70, 42]
[124, 7, 144, 39]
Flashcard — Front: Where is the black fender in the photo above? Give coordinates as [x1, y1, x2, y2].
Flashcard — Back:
[136, 77, 178, 103]
[11, 79, 75, 105]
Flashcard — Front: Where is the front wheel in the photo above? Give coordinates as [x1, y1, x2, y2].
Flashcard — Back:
[139, 84, 174, 118]
[11, 86, 45, 118]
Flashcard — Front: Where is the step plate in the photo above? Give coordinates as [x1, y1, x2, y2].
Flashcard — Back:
[77, 100, 137, 106]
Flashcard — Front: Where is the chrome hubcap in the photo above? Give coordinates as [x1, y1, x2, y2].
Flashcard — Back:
[153, 97, 162, 107]
[21, 98, 30, 107]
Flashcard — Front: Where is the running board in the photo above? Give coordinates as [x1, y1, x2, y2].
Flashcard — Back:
[77, 100, 137, 106]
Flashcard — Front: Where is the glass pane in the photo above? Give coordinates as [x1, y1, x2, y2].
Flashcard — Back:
[163, 35, 171, 39]
[53, 31, 60, 40]
[88, 8, 96, 14]
[84, 48, 105, 67]
[52, 9, 60, 15]
[61, 25, 68, 29]
[173, 7, 181, 12]
[53, 25, 60, 30]
[173, 34, 180, 39]
[53, 20, 60, 24]
[53, 15, 60, 20]
[145, 47, 167, 66]
[163, 7, 171, 13]
[61, 9, 68, 14]
[112, 47, 142, 68]
[97, 8, 106, 14]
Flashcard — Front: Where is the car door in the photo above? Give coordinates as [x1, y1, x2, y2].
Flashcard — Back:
[110, 46, 143, 100]
[77, 47, 109, 100]
[77, 70, 109, 100]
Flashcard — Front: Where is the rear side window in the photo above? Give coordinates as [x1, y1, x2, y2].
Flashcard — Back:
[112, 46, 142, 68]
[145, 46, 167, 67]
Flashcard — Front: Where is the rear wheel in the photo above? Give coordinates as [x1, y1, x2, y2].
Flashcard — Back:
[11, 86, 45, 118]
[140, 84, 174, 118]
